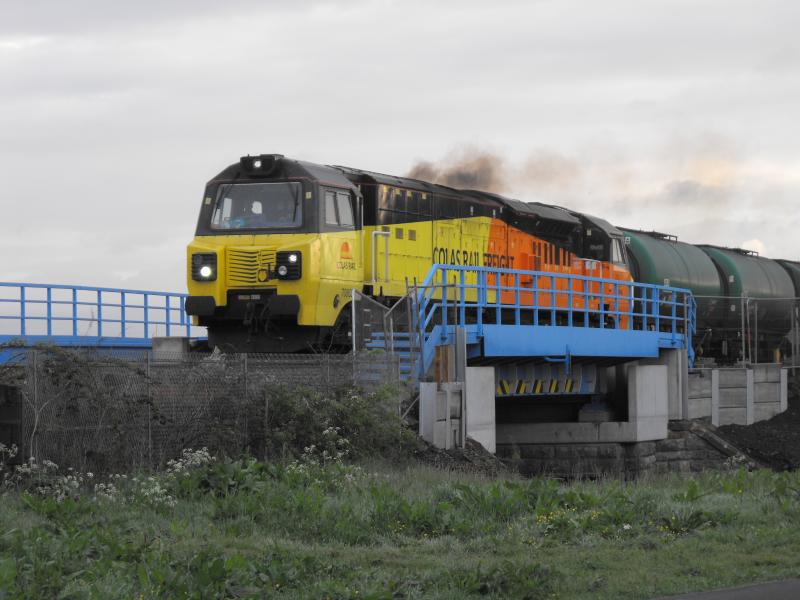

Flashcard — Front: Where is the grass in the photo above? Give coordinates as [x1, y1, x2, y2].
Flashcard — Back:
[1, 450, 800, 599]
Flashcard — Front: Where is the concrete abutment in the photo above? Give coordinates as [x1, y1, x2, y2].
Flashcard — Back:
[419, 339, 787, 476]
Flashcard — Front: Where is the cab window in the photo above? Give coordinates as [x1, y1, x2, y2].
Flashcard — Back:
[324, 189, 355, 229]
[337, 192, 354, 227]
[325, 191, 338, 226]
[611, 238, 625, 264]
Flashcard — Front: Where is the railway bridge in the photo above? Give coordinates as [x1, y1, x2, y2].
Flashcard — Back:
[0, 267, 788, 476]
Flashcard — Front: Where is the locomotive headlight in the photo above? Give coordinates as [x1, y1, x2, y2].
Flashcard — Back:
[275, 251, 301, 280]
[191, 253, 217, 282]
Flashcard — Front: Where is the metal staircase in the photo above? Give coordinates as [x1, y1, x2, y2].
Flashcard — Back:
[357, 293, 421, 382]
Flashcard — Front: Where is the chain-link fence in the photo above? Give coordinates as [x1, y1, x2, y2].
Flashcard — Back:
[0, 346, 402, 473]
[689, 295, 800, 366]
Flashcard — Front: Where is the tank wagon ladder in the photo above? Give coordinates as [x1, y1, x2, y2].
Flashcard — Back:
[407, 264, 696, 380]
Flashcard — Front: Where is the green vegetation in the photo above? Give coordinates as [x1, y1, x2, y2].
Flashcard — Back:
[2, 447, 800, 599]
[1, 385, 800, 598]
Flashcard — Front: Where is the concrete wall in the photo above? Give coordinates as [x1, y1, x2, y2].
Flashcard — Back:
[639, 349, 688, 420]
[465, 367, 496, 454]
[687, 364, 787, 426]
[497, 422, 741, 478]
[419, 382, 463, 450]
[497, 362, 669, 445]
[152, 337, 190, 359]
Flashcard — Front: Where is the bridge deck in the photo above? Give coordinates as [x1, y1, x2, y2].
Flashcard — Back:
[414, 264, 696, 377]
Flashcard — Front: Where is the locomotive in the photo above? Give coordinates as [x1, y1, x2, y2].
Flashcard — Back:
[185, 154, 798, 362]
[185, 154, 632, 352]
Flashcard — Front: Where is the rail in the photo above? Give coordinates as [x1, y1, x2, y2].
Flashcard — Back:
[413, 264, 696, 375]
[0, 282, 202, 344]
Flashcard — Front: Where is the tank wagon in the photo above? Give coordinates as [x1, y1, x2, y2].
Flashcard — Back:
[185, 154, 633, 353]
[622, 229, 798, 363]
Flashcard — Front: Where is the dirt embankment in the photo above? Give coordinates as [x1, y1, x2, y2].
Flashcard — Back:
[718, 383, 800, 471]
[412, 437, 510, 476]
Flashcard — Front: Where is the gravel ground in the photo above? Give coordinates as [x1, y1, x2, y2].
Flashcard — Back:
[718, 380, 800, 471]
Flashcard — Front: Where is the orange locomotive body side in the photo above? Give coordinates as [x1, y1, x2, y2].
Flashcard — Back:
[485, 219, 632, 328]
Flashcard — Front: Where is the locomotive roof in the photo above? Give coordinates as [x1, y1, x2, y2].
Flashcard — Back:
[460, 191, 580, 226]
[576, 213, 623, 237]
[332, 165, 447, 195]
[210, 156, 599, 232]
[209, 156, 357, 191]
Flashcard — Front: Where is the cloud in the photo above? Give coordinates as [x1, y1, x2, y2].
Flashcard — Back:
[741, 239, 766, 255]
[1, 1, 799, 292]
[658, 180, 731, 207]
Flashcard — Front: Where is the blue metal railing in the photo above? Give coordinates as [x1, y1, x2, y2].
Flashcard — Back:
[413, 264, 697, 376]
[0, 282, 204, 346]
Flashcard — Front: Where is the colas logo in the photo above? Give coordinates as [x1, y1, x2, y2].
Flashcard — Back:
[336, 241, 356, 270]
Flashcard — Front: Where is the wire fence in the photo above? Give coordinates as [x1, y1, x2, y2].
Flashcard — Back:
[0, 346, 402, 473]
[691, 296, 799, 365]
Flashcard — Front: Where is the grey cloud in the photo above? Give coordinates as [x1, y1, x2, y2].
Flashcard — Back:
[1, 0, 799, 291]
[658, 180, 731, 207]
[0, 1, 299, 35]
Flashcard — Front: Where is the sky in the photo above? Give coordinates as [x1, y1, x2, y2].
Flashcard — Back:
[1, 0, 798, 292]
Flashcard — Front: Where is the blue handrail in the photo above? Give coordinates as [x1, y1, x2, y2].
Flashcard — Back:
[0, 282, 204, 344]
[414, 264, 697, 376]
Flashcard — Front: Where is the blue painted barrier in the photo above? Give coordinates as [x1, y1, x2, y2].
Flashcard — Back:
[413, 264, 696, 377]
[0, 282, 204, 354]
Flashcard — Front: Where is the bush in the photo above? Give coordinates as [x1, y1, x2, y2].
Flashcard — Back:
[263, 385, 421, 461]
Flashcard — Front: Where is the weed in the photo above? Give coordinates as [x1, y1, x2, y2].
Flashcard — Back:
[2, 452, 800, 598]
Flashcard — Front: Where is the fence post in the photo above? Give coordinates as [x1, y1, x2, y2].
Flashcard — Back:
[793, 303, 798, 369]
[243, 353, 249, 447]
[741, 296, 747, 364]
[242, 352, 248, 401]
[753, 301, 759, 364]
[97, 290, 103, 338]
[20, 286, 26, 336]
[264, 387, 270, 461]
[121, 291, 127, 338]
[31, 349, 38, 460]
[351, 288, 357, 356]
[72, 288, 78, 337]
[146, 353, 152, 469]
[165, 295, 172, 338]
[46, 287, 52, 336]
[144, 294, 149, 339]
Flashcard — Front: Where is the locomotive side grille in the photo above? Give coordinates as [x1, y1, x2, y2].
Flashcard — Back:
[226, 248, 276, 287]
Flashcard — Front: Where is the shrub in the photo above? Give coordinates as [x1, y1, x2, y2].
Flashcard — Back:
[264, 385, 420, 461]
